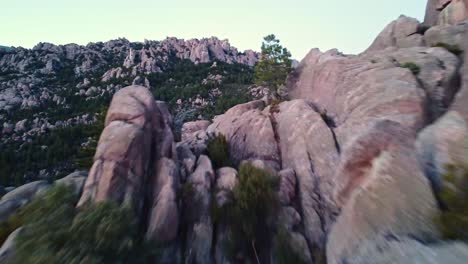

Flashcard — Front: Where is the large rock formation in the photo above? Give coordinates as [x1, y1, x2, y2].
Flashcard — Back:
[424, 0, 468, 26]
[77, 86, 161, 212]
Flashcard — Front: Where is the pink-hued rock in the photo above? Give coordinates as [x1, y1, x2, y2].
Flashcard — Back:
[425, 0, 442, 26]
[278, 168, 297, 205]
[185, 155, 215, 264]
[181, 120, 211, 142]
[284, 44, 455, 254]
[207, 100, 281, 170]
[437, 0, 468, 25]
[364, 16, 424, 53]
[327, 123, 439, 264]
[416, 32, 468, 191]
[78, 85, 175, 215]
[146, 158, 180, 243]
[274, 100, 340, 248]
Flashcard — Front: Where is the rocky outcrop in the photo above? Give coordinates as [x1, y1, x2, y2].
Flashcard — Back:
[424, 0, 468, 26]
[416, 30, 468, 191]
[55, 171, 88, 195]
[77, 86, 159, 212]
[0, 227, 23, 263]
[437, 0, 468, 25]
[181, 120, 211, 142]
[214, 167, 238, 264]
[327, 121, 439, 264]
[365, 16, 424, 52]
[146, 158, 180, 243]
[207, 100, 281, 170]
[185, 155, 215, 264]
[0, 181, 51, 222]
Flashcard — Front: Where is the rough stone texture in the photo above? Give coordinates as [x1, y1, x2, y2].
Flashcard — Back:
[425, 0, 442, 26]
[146, 158, 180, 243]
[416, 31, 468, 191]
[327, 123, 438, 264]
[0, 181, 50, 222]
[185, 155, 214, 264]
[425, 21, 468, 48]
[0, 227, 23, 263]
[77, 85, 169, 215]
[278, 168, 296, 205]
[181, 120, 211, 142]
[207, 100, 281, 170]
[364, 16, 424, 53]
[274, 100, 340, 249]
[214, 167, 237, 264]
[215, 167, 238, 207]
[286, 37, 456, 260]
[55, 171, 88, 195]
[437, 0, 468, 25]
[176, 143, 197, 181]
[348, 238, 468, 264]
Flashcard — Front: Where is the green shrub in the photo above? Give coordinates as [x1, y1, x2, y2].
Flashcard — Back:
[274, 228, 307, 264]
[215, 163, 279, 262]
[0, 184, 77, 245]
[400, 62, 421, 75]
[432, 43, 463, 56]
[207, 134, 231, 169]
[2, 185, 156, 264]
[436, 163, 468, 241]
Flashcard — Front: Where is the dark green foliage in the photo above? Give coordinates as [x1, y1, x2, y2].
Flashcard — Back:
[274, 228, 307, 264]
[207, 134, 231, 169]
[432, 43, 463, 56]
[0, 184, 77, 246]
[400, 62, 421, 75]
[214, 163, 279, 262]
[436, 163, 468, 241]
[5, 185, 156, 264]
[254, 34, 292, 93]
[0, 115, 106, 186]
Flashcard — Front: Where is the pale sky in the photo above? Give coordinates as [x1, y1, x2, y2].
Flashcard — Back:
[1, 0, 427, 60]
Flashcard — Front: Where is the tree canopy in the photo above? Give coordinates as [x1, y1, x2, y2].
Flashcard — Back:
[254, 34, 292, 94]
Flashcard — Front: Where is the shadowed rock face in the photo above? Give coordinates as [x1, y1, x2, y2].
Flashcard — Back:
[77, 85, 180, 247]
[78, 86, 161, 212]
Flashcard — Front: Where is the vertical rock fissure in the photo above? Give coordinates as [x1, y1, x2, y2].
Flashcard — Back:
[307, 152, 328, 263]
[269, 106, 283, 169]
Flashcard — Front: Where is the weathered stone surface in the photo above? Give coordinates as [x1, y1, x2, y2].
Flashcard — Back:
[327, 123, 438, 264]
[215, 167, 237, 207]
[176, 143, 197, 181]
[146, 158, 180, 243]
[0, 227, 23, 263]
[437, 0, 468, 25]
[416, 31, 468, 192]
[275, 99, 339, 249]
[348, 238, 468, 264]
[207, 100, 280, 170]
[181, 120, 211, 142]
[1, 180, 50, 203]
[425, 0, 442, 26]
[278, 168, 296, 205]
[214, 167, 237, 264]
[424, 22, 468, 48]
[78, 86, 169, 215]
[55, 171, 88, 195]
[0, 181, 51, 221]
[365, 16, 424, 53]
[185, 155, 214, 264]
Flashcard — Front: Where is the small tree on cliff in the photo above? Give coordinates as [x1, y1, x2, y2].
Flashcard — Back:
[254, 34, 292, 97]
